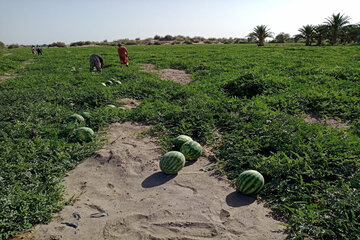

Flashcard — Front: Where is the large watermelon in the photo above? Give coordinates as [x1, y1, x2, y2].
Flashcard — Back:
[173, 135, 193, 150]
[80, 112, 91, 120]
[159, 151, 185, 175]
[180, 140, 202, 161]
[68, 113, 85, 123]
[236, 170, 264, 196]
[75, 127, 94, 142]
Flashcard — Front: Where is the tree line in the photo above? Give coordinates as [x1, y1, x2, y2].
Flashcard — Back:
[1, 13, 359, 48]
[249, 13, 360, 46]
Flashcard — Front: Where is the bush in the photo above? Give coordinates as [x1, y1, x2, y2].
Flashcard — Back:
[7, 44, 19, 49]
[48, 42, 66, 48]
[0, 41, 5, 49]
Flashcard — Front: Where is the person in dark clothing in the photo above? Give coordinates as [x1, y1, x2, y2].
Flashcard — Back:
[89, 54, 104, 72]
[36, 46, 43, 55]
[31, 45, 35, 54]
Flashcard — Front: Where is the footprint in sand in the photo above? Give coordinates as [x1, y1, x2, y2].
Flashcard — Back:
[103, 212, 220, 239]
[220, 209, 231, 221]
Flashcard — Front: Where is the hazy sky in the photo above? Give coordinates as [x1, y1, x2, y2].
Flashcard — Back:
[1, 0, 359, 45]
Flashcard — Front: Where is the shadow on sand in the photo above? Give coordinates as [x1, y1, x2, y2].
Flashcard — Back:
[184, 160, 197, 167]
[226, 191, 256, 207]
[141, 172, 176, 188]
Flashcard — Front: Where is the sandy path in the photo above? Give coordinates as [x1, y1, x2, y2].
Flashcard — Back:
[24, 122, 286, 240]
[140, 64, 192, 84]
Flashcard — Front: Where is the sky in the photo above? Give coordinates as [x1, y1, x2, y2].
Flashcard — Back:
[1, 0, 359, 45]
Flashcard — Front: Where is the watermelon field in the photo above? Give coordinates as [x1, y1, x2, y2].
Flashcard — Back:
[0, 44, 360, 239]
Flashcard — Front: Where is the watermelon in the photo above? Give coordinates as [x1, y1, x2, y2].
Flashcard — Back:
[159, 151, 186, 175]
[68, 113, 85, 123]
[80, 112, 91, 120]
[75, 127, 94, 142]
[106, 104, 116, 108]
[106, 80, 113, 85]
[173, 135, 193, 150]
[180, 140, 202, 161]
[236, 170, 264, 196]
[113, 80, 122, 85]
[101, 82, 106, 87]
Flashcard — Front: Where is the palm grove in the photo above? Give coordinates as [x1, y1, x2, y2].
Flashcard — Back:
[249, 13, 360, 46]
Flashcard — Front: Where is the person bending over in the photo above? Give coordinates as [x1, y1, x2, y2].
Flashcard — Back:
[89, 54, 104, 72]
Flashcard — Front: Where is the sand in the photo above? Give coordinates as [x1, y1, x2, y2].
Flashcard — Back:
[18, 122, 286, 240]
[140, 64, 192, 85]
[303, 113, 349, 129]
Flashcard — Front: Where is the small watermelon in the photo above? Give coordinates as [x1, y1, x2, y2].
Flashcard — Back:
[106, 80, 113, 85]
[159, 151, 186, 174]
[236, 170, 264, 196]
[173, 135, 193, 150]
[68, 113, 85, 123]
[106, 104, 116, 108]
[101, 82, 106, 87]
[75, 127, 94, 142]
[180, 140, 202, 161]
[114, 80, 122, 85]
[80, 112, 91, 120]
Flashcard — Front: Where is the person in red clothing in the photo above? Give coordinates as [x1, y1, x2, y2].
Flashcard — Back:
[117, 43, 129, 67]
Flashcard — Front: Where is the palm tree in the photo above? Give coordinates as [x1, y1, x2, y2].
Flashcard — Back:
[314, 24, 329, 46]
[339, 24, 360, 44]
[247, 32, 257, 43]
[250, 25, 273, 46]
[297, 25, 314, 46]
[325, 13, 350, 45]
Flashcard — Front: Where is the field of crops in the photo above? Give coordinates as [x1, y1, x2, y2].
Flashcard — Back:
[0, 44, 359, 239]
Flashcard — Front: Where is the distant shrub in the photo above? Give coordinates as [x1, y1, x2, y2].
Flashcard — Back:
[0, 41, 5, 49]
[193, 36, 205, 42]
[234, 38, 248, 44]
[122, 40, 137, 45]
[48, 42, 66, 47]
[70, 41, 99, 47]
[7, 44, 19, 49]
[160, 35, 175, 41]
[175, 35, 186, 41]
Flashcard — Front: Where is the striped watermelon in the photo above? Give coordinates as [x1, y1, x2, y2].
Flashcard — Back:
[173, 135, 193, 150]
[159, 151, 185, 174]
[80, 112, 91, 120]
[180, 140, 202, 161]
[236, 170, 264, 196]
[68, 113, 85, 123]
[75, 127, 94, 142]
